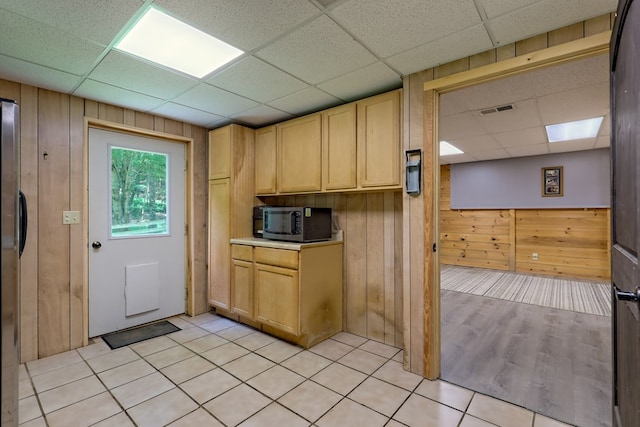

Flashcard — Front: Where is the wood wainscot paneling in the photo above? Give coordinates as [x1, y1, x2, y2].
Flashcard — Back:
[439, 166, 512, 271]
[261, 191, 403, 348]
[515, 209, 610, 280]
[439, 165, 610, 280]
[0, 79, 209, 361]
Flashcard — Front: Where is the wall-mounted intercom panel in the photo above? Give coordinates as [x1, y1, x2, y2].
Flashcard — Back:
[405, 149, 422, 195]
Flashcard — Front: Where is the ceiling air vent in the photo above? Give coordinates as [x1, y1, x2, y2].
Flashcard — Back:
[479, 104, 514, 115]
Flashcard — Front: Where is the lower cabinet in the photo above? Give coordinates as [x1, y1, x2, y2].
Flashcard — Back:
[230, 241, 343, 348]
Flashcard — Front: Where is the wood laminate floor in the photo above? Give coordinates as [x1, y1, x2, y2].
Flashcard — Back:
[441, 289, 612, 427]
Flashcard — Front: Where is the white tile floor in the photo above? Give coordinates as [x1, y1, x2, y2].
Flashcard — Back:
[19, 312, 574, 427]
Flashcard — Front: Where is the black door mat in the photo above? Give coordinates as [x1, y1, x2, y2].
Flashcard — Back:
[101, 320, 180, 350]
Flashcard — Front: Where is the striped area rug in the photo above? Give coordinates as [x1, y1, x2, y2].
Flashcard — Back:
[441, 265, 611, 316]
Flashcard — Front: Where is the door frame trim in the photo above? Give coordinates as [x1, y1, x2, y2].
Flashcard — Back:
[82, 118, 195, 346]
[418, 30, 611, 378]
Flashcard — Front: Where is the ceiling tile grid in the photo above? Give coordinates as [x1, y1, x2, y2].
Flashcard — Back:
[87, 51, 199, 100]
[255, 15, 378, 84]
[205, 56, 308, 103]
[0, 0, 616, 161]
[328, 0, 483, 58]
[151, 0, 321, 51]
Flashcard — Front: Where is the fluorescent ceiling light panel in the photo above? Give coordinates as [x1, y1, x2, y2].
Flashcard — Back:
[440, 141, 464, 156]
[545, 116, 604, 143]
[116, 7, 243, 78]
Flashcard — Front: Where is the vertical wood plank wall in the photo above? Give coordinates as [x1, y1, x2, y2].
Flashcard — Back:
[262, 192, 404, 348]
[440, 166, 611, 280]
[0, 79, 209, 362]
[403, 12, 614, 376]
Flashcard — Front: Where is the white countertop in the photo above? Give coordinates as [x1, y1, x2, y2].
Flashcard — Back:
[231, 230, 343, 250]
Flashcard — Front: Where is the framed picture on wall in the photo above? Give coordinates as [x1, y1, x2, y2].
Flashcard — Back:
[542, 166, 563, 197]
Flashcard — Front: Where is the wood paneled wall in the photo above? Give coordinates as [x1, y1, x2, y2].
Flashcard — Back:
[261, 192, 403, 348]
[0, 79, 209, 362]
[440, 165, 610, 280]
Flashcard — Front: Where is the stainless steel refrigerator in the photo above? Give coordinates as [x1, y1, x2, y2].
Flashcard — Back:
[1, 98, 26, 426]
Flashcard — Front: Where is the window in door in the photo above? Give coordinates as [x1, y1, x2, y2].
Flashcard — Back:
[110, 146, 169, 238]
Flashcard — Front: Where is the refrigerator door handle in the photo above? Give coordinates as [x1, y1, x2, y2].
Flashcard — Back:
[19, 190, 27, 258]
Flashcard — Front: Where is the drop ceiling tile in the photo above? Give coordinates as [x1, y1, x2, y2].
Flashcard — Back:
[206, 56, 308, 103]
[478, 98, 542, 133]
[150, 102, 225, 127]
[439, 92, 468, 117]
[88, 51, 198, 100]
[477, 0, 541, 18]
[317, 62, 402, 102]
[493, 127, 547, 148]
[440, 112, 487, 140]
[530, 54, 608, 97]
[447, 135, 501, 153]
[0, 54, 82, 93]
[173, 83, 259, 117]
[471, 147, 511, 161]
[487, 0, 617, 46]
[440, 153, 478, 165]
[230, 105, 294, 127]
[153, 0, 320, 51]
[505, 144, 550, 157]
[0, 0, 142, 45]
[537, 82, 609, 124]
[0, 10, 106, 75]
[548, 139, 597, 153]
[268, 87, 341, 116]
[595, 136, 610, 148]
[386, 24, 493, 76]
[256, 15, 377, 84]
[447, 72, 536, 112]
[330, 0, 482, 58]
[74, 80, 165, 112]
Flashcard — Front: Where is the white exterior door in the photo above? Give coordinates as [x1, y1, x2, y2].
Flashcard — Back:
[88, 127, 185, 337]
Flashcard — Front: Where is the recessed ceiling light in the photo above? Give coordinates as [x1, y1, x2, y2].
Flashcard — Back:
[545, 117, 604, 143]
[440, 141, 464, 156]
[116, 7, 243, 78]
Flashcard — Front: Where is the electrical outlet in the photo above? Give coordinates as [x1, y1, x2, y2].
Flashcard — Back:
[532, 252, 538, 261]
[63, 211, 80, 225]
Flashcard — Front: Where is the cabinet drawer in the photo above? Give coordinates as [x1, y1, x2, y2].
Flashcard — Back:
[231, 244, 253, 262]
[254, 247, 298, 269]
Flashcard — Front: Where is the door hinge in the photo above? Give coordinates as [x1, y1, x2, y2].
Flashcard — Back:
[184, 224, 188, 235]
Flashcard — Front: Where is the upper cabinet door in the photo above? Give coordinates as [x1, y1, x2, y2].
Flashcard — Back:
[357, 91, 401, 188]
[323, 104, 357, 191]
[209, 126, 231, 180]
[255, 126, 277, 195]
[277, 114, 322, 193]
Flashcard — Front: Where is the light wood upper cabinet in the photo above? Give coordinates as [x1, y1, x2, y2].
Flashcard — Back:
[277, 114, 322, 193]
[357, 90, 401, 188]
[255, 126, 277, 195]
[323, 104, 357, 191]
[209, 126, 231, 179]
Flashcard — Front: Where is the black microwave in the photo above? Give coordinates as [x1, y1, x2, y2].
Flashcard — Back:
[262, 207, 332, 242]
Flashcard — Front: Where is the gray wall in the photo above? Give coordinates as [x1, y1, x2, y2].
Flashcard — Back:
[450, 148, 610, 209]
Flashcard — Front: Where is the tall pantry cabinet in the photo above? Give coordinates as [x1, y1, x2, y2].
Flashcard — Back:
[208, 124, 255, 312]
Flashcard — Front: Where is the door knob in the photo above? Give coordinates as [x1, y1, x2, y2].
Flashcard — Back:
[91, 241, 102, 249]
[614, 286, 640, 303]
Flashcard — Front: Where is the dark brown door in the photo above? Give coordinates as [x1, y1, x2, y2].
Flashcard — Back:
[611, 0, 640, 425]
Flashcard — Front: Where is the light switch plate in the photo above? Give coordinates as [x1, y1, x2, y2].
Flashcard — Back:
[63, 211, 80, 224]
